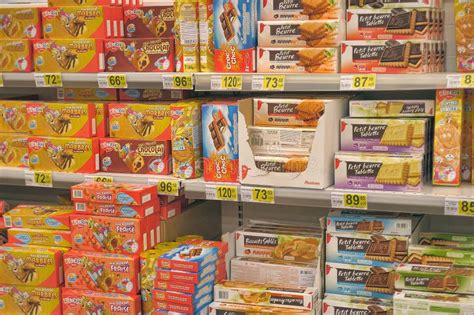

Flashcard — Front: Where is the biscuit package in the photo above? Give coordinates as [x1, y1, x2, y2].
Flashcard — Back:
[325, 262, 396, 299]
[210, 302, 315, 314]
[394, 291, 474, 314]
[153, 282, 214, 306]
[349, 99, 435, 117]
[0, 39, 32, 72]
[259, 0, 344, 20]
[74, 199, 159, 218]
[26, 102, 97, 138]
[323, 294, 393, 315]
[153, 295, 212, 314]
[454, 0, 474, 72]
[123, 6, 175, 39]
[0, 100, 28, 133]
[213, 0, 257, 72]
[202, 102, 239, 183]
[406, 245, 474, 267]
[100, 138, 172, 175]
[3, 205, 73, 230]
[0, 8, 41, 39]
[462, 90, 472, 182]
[248, 127, 314, 156]
[175, 0, 200, 72]
[157, 244, 219, 272]
[57, 88, 118, 101]
[8, 228, 72, 248]
[395, 264, 474, 295]
[348, 0, 441, 9]
[41, 6, 124, 39]
[33, 39, 104, 72]
[108, 103, 171, 141]
[257, 47, 339, 73]
[105, 38, 175, 72]
[0, 245, 64, 287]
[70, 182, 157, 205]
[198, 0, 214, 72]
[28, 136, 100, 173]
[64, 250, 140, 294]
[254, 156, 310, 173]
[418, 232, 474, 249]
[433, 89, 464, 186]
[258, 21, 343, 47]
[0, 285, 61, 315]
[61, 288, 141, 315]
[118, 89, 192, 101]
[0, 133, 28, 168]
[171, 101, 203, 179]
[335, 152, 424, 192]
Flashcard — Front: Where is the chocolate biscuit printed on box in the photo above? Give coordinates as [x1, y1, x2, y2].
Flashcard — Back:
[0, 8, 41, 39]
[259, 0, 344, 20]
[0, 133, 28, 168]
[326, 210, 418, 236]
[71, 182, 157, 205]
[349, 99, 435, 117]
[348, 0, 441, 9]
[157, 244, 218, 273]
[213, 0, 257, 72]
[0, 39, 32, 72]
[394, 291, 474, 315]
[322, 294, 393, 315]
[334, 152, 424, 192]
[0, 285, 61, 315]
[8, 228, 72, 248]
[405, 245, 474, 268]
[326, 231, 409, 267]
[325, 262, 396, 299]
[57, 88, 118, 101]
[418, 232, 474, 249]
[4, 205, 73, 230]
[395, 264, 474, 295]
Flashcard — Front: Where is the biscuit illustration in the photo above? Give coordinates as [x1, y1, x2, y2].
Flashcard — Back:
[51, 43, 78, 70]
[295, 100, 325, 124]
[0, 53, 11, 69]
[59, 10, 86, 37]
[46, 142, 74, 170]
[10, 287, 42, 315]
[124, 151, 145, 173]
[1, 106, 26, 131]
[127, 112, 154, 137]
[44, 109, 72, 135]
[148, 17, 167, 37]
[4, 254, 36, 284]
[219, 2, 237, 41]
[375, 162, 409, 185]
[130, 50, 150, 72]
[82, 257, 115, 292]
[0, 15, 21, 37]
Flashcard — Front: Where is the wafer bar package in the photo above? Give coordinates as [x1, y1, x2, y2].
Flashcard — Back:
[33, 39, 104, 73]
[257, 47, 339, 73]
[394, 291, 474, 315]
[41, 6, 123, 39]
[325, 262, 396, 299]
[8, 228, 72, 248]
[4, 205, 73, 230]
[350, 99, 435, 117]
[395, 264, 474, 295]
[259, 0, 344, 20]
[0, 133, 28, 168]
[418, 232, 474, 249]
[123, 6, 175, 39]
[335, 152, 424, 192]
[175, 0, 200, 72]
[0, 39, 32, 72]
[0, 285, 61, 315]
[248, 127, 314, 156]
[455, 0, 474, 72]
[105, 38, 175, 72]
[70, 182, 157, 205]
[57, 88, 118, 101]
[322, 294, 393, 315]
[405, 245, 474, 268]
[0, 8, 41, 39]
[119, 89, 192, 101]
[258, 20, 343, 47]
[0, 100, 28, 133]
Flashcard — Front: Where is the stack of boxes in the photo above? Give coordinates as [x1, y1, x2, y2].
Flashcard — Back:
[0, 100, 29, 170]
[257, 0, 344, 73]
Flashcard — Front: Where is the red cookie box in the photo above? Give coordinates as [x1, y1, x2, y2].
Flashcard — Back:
[100, 138, 172, 175]
[153, 272, 216, 295]
[74, 199, 159, 218]
[70, 212, 160, 254]
[61, 288, 141, 315]
[158, 244, 219, 273]
[153, 281, 214, 306]
[160, 198, 182, 220]
[105, 38, 175, 72]
[123, 6, 175, 38]
[71, 182, 157, 205]
[153, 294, 213, 314]
[156, 262, 217, 284]
[64, 250, 140, 295]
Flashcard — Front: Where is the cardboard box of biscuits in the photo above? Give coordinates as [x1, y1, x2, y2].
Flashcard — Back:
[0, 8, 41, 39]
[3, 204, 73, 230]
[0, 39, 32, 72]
[454, 0, 474, 72]
[73, 199, 159, 218]
[0, 133, 28, 168]
[394, 291, 474, 315]
[8, 228, 72, 248]
[418, 232, 474, 249]
[0, 101, 30, 133]
[0, 285, 61, 315]
[405, 245, 474, 268]
[118, 89, 192, 102]
[70, 182, 157, 205]
[57, 88, 118, 101]
[123, 6, 175, 39]
[322, 294, 393, 315]
[259, 0, 344, 20]
[349, 99, 435, 117]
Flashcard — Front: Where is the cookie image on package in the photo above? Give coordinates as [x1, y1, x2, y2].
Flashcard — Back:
[386, 9, 418, 35]
[9, 287, 42, 315]
[59, 9, 86, 37]
[118, 143, 145, 173]
[0, 15, 21, 37]
[1, 106, 26, 131]
[302, 0, 332, 18]
[127, 110, 154, 137]
[0, 142, 16, 165]
[298, 22, 337, 46]
[46, 142, 74, 170]
[297, 48, 336, 72]
[295, 100, 325, 125]
[365, 267, 395, 294]
[4, 254, 36, 284]
[44, 107, 72, 135]
[50, 43, 78, 70]
[219, 2, 237, 41]
[82, 257, 115, 291]
[208, 110, 229, 151]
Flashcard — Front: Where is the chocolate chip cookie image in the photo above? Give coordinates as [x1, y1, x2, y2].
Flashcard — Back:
[148, 17, 167, 37]
[130, 49, 150, 72]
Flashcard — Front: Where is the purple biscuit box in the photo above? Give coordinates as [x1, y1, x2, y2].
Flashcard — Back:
[340, 118, 429, 153]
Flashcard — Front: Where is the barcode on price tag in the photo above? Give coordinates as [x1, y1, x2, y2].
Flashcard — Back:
[25, 170, 53, 187]
[445, 198, 474, 216]
[340, 74, 376, 90]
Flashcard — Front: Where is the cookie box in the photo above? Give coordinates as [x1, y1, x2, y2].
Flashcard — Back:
[326, 231, 409, 267]
[248, 126, 314, 157]
[257, 47, 339, 73]
[160, 198, 181, 220]
[100, 138, 172, 175]
[455, 0, 474, 72]
[28, 136, 99, 173]
[3, 205, 73, 230]
[153, 281, 214, 306]
[325, 262, 396, 299]
[174, 0, 200, 73]
[8, 228, 72, 248]
[74, 199, 159, 218]
[334, 152, 424, 192]
[108, 102, 171, 141]
[153, 294, 213, 314]
[94, 102, 108, 138]
[348, 0, 441, 9]
[61, 288, 141, 315]
[349, 99, 435, 117]
[183, 239, 229, 258]
[0, 245, 63, 287]
[259, 0, 344, 20]
[198, 0, 214, 72]
[157, 244, 218, 272]
[406, 245, 474, 268]
[0, 133, 28, 168]
[105, 38, 175, 72]
[41, 6, 124, 39]
[254, 155, 309, 173]
[418, 232, 474, 249]
[202, 101, 239, 183]
[152, 274, 216, 295]
[70, 212, 160, 254]
[394, 291, 474, 315]
[215, 281, 318, 310]
[171, 101, 203, 179]
[0, 39, 32, 72]
[71, 182, 157, 205]
[33, 39, 104, 73]
[326, 210, 417, 236]
[395, 264, 474, 295]
[231, 257, 318, 288]
[213, 0, 257, 72]
[0, 100, 28, 133]
[57, 88, 118, 101]
[258, 20, 343, 48]
[340, 118, 429, 153]
[0, 285, 61, 315]
[155, 262, 217, 284]
[64, 250, 140, 294]
[118, 89, 192, 101]
[323, 294, 393, 315]
[0, 8, 41, 39]
[26, 102, 96, 138]
[123, 6, 175, 39]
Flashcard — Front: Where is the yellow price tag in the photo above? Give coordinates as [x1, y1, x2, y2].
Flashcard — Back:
[106, 74, 127, 88]
[461, 74, 474, 88]
[172, 75, 193, 90]
[93, 176, 113, 183]
[263, 75, 285, 91]
[158, 180, 180, 196]
[351, 74, 376, 89]
[343, 193, 368, 209]
[39, 73, 63, 87]
[221, 75, 242, 90]
[33, 171, 53, 187]
[215, 186, 238, 201]
[251, 187, 275, 203]
[458, 200, 474, 216]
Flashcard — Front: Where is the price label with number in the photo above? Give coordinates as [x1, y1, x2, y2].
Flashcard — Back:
[447, 74, 474, 88]
[98, 73, 127, 88]
[156, 180, 180, 196]
[340, 74, 376, 90]
[252, 75, 285, 91]
[331, 192, 368, 209]
[205, 185, 239, 201]
[25, 170, 53, 187]
[241, 186, 275, 204]
[86, 175, 114, 183]
[162, 75, 193, 90]
[445, 198, 474, 216]
[34, 73, 63, 87]
[210, 75, 243, 91]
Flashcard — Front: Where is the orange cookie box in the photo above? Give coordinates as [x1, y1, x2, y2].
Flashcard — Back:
[0, 39, 32, 72]
[74, 199, 159, 218]
[41, 6, 124, 39]
[33, 39, 104, 73]
[0, 285, 61, 315]
[70, 182, 158, 205]
[0, 8, 41, 39]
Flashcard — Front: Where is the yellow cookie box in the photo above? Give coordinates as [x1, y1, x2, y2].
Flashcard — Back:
[0, 285, 61, 315]
[0, 100, 28, 133]
[0, 8, 41, 39]
[0, 133, 28, 168]
[0, 39, 33, 72]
